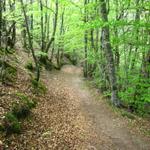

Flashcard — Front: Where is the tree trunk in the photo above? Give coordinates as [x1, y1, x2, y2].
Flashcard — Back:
[39, 0, 45, 51]
[0, 0, 2, 48]
[20, 0, 40, 81]
[100, 0, 120, 106]
[84, 0, 88, 77]
[130, 0, 140, 70]
[45, 0, 58, 53]
[57, 8, 65, 69]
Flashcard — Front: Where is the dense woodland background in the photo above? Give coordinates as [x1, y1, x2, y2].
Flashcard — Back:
[0, 0, 150, 131]
[0, 0, 150, 149]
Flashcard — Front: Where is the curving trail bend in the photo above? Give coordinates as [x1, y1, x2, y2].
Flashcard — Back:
[43, 65, 150, 150]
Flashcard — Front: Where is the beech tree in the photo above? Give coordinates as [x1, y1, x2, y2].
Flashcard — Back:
[100, 0, 120, 106]
[20, 0, 40, 81]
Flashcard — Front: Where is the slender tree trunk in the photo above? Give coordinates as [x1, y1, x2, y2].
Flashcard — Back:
[30, 0, 33, 45]
[46, 0, 58, 53]
[44, 0, 48, 42]
[84, 0, 88, 77]
[9, 0, 16, 48]
[39, 0, 45, 51]
[130, 0, 140, 70]
[141, 11, 150, 79]
[0, 0, 2, 48]
[20, 0, 40, 81]
[100, 0, 120, 106]
[57, 8, 65, 68]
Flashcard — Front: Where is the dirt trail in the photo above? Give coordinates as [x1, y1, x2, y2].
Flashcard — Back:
[45, 65, 150, 150]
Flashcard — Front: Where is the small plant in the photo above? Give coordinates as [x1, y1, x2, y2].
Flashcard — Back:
[3, 112, 21, 134]
[1, 65, 17, 83]
[12, 102, 31, 119]
[12, 93, 37, 119]
[31, 79, 47, 94]
[0, 93, 36, 135]
[25, 61, 34, 72]
[16, 93, 37, 109]
[121, 111, 135, 119]
[103, 90, 111, 98]
[0, 123, 5, 132]
[31, 79, 39, 88]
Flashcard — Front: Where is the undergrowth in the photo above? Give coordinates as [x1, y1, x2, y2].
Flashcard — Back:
[0, 93, 37, 135]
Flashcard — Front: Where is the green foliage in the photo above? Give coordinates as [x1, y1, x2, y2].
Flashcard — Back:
[31, 79, 47, 94]
[103, 91, 111, 98]
[25, 61, 34, 72]
[0, 123, 5, 132]
[12, 93, 37, 119]
[0, 64, 17, 84]
[35, 51, 48, 57]
[3, 112, 21, 134]
[17, 93, 37, 109]
[12, 103, 31, 119]
[92, 68, 109, 92]
[119, 77, 150, 115]
[0, 93, 36, 135]
[121, 111, 135, 120]
[64, 52, 78, 65]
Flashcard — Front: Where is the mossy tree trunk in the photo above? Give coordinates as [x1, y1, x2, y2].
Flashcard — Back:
[100, 0, 120, 106]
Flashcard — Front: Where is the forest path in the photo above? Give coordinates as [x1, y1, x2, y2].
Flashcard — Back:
[43, 65, 150, 150]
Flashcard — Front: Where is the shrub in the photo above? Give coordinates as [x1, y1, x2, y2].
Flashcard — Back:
[25, 61, 34, 72]
[0, 93, 36, 135]
[12, 102, 31, 119]
[31, 79, 38, 88]
[3, 112, 21, 134]
[0, 123, 5, 132]
[1, 65, 17, 83]
[121, 111, 135, 119]
[118, 77, 150, 115]
[12, 93, 37, 119]
[31, 79, 47, 94]
[16, 93, 37, 109]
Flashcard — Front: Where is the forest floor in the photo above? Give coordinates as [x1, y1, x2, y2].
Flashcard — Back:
[42, 65, 150, 150]
[0, 50, 150, 149]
